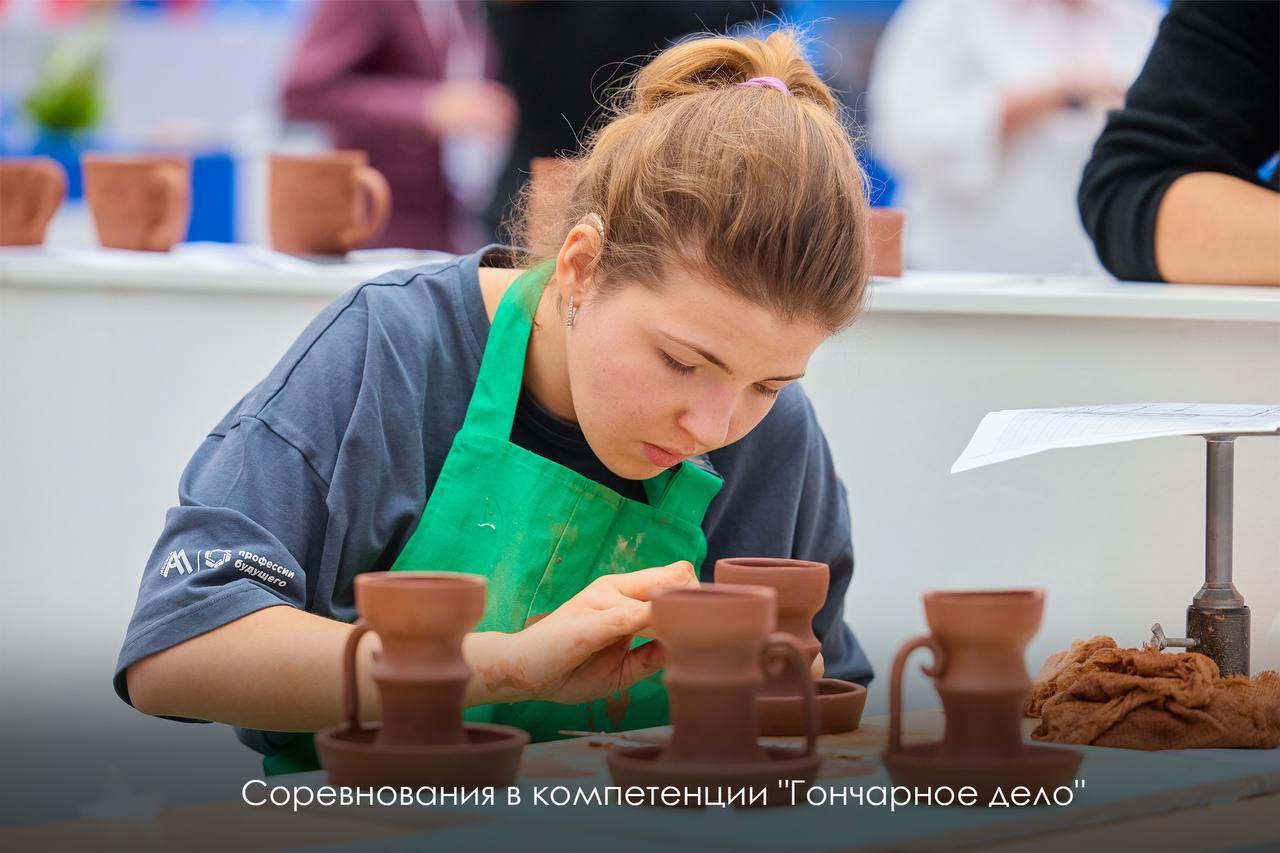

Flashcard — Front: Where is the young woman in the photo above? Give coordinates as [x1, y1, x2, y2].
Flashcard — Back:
[116, 29, 874, 774]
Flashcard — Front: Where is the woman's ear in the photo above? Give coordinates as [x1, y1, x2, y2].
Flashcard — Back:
[553, 221, 603, 306]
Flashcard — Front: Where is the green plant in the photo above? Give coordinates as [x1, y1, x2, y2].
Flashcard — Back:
[24, 38, 105, 133]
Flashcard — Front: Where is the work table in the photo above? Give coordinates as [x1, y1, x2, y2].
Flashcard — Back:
[4, 710, 1276, 851]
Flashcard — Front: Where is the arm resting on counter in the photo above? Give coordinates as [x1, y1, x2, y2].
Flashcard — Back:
[1155, 173, 1280, 286]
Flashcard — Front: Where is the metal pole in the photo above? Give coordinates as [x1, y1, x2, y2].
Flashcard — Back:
[1205, 437, 1234, 587]
[1187, 435, 1250, 676]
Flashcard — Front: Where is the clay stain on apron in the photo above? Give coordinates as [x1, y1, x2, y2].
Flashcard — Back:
[604, 689, 632, 729]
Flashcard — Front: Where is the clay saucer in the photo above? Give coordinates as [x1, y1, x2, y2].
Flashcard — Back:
[605, 744, 820, 808]
[758, 678, 867, 736]
[317, 722, 528, 788]
[883, 742, 1082, 804]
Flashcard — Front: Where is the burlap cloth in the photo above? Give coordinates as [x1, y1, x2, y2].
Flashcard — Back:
[1026, 636, 1280, 750]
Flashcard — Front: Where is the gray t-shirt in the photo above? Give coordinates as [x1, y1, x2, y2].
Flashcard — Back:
[114, 246, 872, 756]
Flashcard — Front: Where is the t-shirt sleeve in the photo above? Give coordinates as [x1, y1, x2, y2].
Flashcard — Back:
[112, 415, 328, 713]
[1078, 0, 1280, 281]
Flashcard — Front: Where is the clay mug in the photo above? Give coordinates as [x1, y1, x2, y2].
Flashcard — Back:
[340, 572, 487, 747]
[82, 154, 190, 252]
[713, 558, 828, 695]
[888, 589, 1044, 761]
[0, 157, 66, 246]
[654, 584, 818, 765]
[868, 207, 905, 277]
[269, 151, 391, 255]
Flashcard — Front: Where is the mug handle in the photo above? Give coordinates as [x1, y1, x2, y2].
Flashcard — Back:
[30, 160, 66, 234]
[761, 632, 819, 757]
[887, 634, 945, 756]
[341, 620, 372, 734]
[146, 163, 186, 251]
[337, 165, 392, 252]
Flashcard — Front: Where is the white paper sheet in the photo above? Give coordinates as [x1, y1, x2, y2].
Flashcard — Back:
[952, 404, 1280, 473]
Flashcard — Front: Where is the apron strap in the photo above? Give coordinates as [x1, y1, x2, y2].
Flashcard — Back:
[462, 261, 553, 438]
[647, 459, 724, 525]
[461, 258, 724, 522]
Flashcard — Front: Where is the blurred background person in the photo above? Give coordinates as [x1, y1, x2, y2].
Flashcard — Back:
[868, 0, 1162, 274]
[786, 0, 901, 206]
[481, 0, 778, 242]
[281, 0, 516, 252]
[1079, 0, 1279, 286]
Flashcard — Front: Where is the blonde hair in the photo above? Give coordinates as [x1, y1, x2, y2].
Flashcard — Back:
[511, 28, 871, 333]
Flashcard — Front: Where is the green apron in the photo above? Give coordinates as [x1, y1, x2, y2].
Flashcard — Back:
[263, 262, 722, 775]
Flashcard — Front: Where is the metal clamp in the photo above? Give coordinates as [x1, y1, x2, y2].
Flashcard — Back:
[1148, 622, 1199, 651]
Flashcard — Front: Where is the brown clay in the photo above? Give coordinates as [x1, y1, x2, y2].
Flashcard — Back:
[605, 584, 821, 807]
[0, 157, 65, 246]
[883, 590, 1082, 803]
[868, 207, 905, 277]
[1029, 636, 1280, 749]
[269, 151, 391, 255]
[316, 572, 528, 788]
[82, 154, 190, 252]
[715, 558, 867, 735]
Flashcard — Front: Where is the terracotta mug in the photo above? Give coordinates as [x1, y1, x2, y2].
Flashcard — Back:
[868, 207, 905, 277]
[269, 151, 391, 255]
[655, 584, 818, 766]
[888, 589, 1045, 761]
[0, 157, 66, 246]
[340, 572, 487, 747]
[82, 154, 190, 252]
[713, 558, 828, 693]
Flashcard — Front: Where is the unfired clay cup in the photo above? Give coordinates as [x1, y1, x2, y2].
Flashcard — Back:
[0, 157, 66, 246]
[83, 154, 191, 252]
[317, 571, 528, 788]
[605, 583, 822, 807]
[715, 557, 867, 735]
[269, 151, 391, 255]
[883, 589, 1082, 803]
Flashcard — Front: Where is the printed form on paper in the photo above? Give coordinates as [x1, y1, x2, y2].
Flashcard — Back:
[953, 404, 1280, 473]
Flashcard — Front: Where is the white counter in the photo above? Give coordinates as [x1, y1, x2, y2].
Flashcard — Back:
[6, 247, 1279, 321]
[867, 271, 1280, 323]
[2, 249, 1278, 811]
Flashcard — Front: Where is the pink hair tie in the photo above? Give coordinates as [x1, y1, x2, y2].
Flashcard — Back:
[737, 76, 790, 95]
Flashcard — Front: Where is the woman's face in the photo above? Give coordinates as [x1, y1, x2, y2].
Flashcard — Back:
[565, 267, 828, 480]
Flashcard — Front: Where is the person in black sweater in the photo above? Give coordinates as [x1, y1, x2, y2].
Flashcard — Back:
[1078, 0, 1279, 285]
[481, 1, 779, 241]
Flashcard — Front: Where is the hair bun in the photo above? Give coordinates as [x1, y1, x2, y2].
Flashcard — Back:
[628, 30, 838, 117]
[509, 25, 870, 334]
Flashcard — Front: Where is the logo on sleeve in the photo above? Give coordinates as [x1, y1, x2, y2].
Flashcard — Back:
[204, 549, 232, 570]
[159, 548, 233, 578]
[159, 549, 195, 578]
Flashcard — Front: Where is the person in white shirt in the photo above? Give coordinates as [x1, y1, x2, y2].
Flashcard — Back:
[868, 0, 1162, 274]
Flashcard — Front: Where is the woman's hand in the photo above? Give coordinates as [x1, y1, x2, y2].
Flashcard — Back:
[464, 561, 699, 705]
[422, 80, 517, 138]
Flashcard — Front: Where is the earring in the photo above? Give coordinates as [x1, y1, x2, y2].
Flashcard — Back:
[565, 296, 576, 327]
[585, 212, 605, 240]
